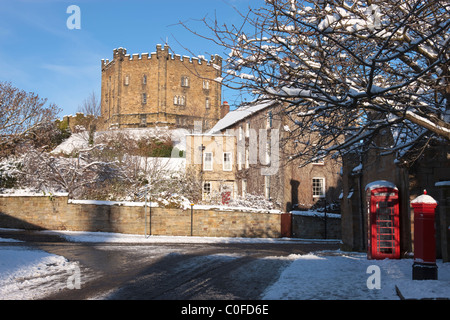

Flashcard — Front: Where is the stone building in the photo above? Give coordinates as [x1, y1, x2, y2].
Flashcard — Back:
[100, 45, 225, 131]
[186, 100, 342, 211]
[185, 133, 237, 203]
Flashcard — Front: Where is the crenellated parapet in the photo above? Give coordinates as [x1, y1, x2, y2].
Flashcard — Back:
[100, 44, 223, 131]
[101, 44, 222, 71]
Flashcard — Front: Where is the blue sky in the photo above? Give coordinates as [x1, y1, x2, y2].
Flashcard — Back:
[0, 0, 256, 117]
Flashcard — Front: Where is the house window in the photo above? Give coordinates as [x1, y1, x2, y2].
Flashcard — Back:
[237, 151, 242, 170]
[245, 121, 250, 138]
[264, 175, 270, 199]
[313, 178, 326, 198]
[266, 111, 273, 129]
[312, 158, 325, 165]
[142, 75, 147, 85]
[142, 93, 147, 104]
[124, 75, 130, 86]
[223, 152, 232, 171]
[245, 149, 249, 168]
[203, 182, 211, 200]
[203, 80, 210, 90]
[203, 152, 213, 171]
[242, 179, 247, 198]
[205, 98, 210, 109]
[181, 76, 189, 87]
[312, 144, 324, 165]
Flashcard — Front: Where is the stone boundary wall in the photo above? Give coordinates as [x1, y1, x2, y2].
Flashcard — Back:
[0, 195, 341, 239]
[0, 195, 290, 238]
[291, 211, 342, 239]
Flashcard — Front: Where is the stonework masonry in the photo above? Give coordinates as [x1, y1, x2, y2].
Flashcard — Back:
[100, 45, 224, 131]
[0, 195, 341, 239]
[0, 195, 288, 238]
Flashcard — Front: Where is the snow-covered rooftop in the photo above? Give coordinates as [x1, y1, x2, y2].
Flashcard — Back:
[209, 100, 276, 134]
[365, 180, 398, 191]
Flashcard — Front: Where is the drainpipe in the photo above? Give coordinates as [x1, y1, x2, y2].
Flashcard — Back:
[358, 171, 365, 251]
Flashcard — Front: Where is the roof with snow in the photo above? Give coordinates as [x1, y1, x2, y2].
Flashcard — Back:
[209, 100, 277, 134]
[365, 180, 398, 191]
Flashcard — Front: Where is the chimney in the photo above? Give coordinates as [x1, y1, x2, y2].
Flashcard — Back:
[220, 101, 230, 118]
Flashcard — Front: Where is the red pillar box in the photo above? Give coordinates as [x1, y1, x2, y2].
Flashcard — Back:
[411, 190, 438, 280]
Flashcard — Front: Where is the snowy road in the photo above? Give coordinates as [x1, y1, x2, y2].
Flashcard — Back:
[0, 228, 339, 300]
[1, 228, 449, 301]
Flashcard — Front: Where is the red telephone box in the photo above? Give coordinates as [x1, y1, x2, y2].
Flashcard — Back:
[366, 181, 400, 260]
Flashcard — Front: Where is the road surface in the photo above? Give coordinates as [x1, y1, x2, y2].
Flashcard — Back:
[0, 229, 340, 300]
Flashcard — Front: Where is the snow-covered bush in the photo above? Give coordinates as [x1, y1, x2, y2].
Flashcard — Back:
[207, 193, 279, 210]
[0, 156, 23, 189]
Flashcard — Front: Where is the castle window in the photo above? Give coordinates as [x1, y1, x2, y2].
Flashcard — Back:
[174, 95, 186, 106]
[181, 76, 189, 87]
[124, 75, 130, 86]
[142, 75, 147, 85]
[142, 93, 147, 104]
[140, 114, 147, 127]
[205, 98, 210, 109]
[203, 80, 210, 90]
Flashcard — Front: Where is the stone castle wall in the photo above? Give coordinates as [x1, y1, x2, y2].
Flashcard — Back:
[100, 45, 223, 131]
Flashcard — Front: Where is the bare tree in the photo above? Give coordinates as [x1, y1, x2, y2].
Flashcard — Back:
[76, 91, 101, 144]
[78, 91, 101, 117]
[186, 0, 450, 165]
[0, 81, 60, 150]
[20, 145, 124, 198]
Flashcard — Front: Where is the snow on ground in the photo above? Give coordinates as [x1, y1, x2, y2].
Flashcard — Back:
[263, 252, 450, 300]
[1, 230, 449, 300]
[0, 237, 81, 300]
[51, 131, 90, 155]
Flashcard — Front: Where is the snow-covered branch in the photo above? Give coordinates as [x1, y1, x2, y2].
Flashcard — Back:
[187, 0, 450, 165]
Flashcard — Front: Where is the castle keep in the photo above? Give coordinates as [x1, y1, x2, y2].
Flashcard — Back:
[100, 45, 224, 130]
